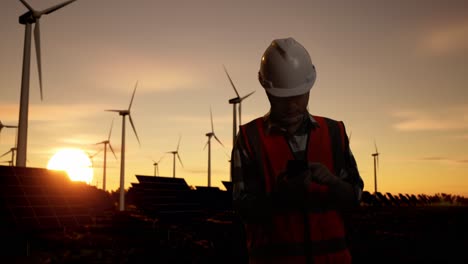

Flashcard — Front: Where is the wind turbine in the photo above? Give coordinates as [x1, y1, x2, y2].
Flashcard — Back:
[223, 65, 255, 148]
[371, 140, 380, 194]
[1, 147, 17, 167]
[86, 149, 101, 169]
[167, 136, 183, 178]
[94, 119, 117, 191]
[204, 107, 225, 187]
[152, 155, 165, 176]
[0, 121, 18, 145]
[105, 81, 141, 211]
[15, 0, 77, 167]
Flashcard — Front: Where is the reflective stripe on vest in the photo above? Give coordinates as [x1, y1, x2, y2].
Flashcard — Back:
[240, 115, 350, 263]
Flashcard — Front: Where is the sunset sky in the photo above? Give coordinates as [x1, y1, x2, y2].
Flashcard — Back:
[0, 0, 467, 196]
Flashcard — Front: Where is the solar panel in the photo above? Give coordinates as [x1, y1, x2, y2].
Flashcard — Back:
[0, 165, 113, 234]
[128, 175, 203, 221]
[222, 181, 232, 193]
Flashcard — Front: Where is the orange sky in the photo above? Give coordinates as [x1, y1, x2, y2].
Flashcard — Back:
[0, 0, 467, 196]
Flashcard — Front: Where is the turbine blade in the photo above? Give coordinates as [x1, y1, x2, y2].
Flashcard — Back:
[0, 150, 11, 159]
[203, 140, 209, 150]
[223, 65, 240, 97]
[210, 107, 214, 133]
[108, 118, 114, 140]
[91, 149, 102, 158]
[128, 115, 141, 146]
[177, 153, 184, 168]
[20, 0, 34, 12]
[108, 143, 117, 160]
[34, 20, 43, 101]
[176, 135, 181, 151]
[128, 81, 138, 110]
[240, 91, 255, 101]
[41, 0, 76, 15]
[156, 154, 165, 163]
[374, 140, 378, 153]
[214, 134, 225, 148]
[105, 109, 122, 113]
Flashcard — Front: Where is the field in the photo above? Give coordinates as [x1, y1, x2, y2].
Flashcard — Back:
[2, 167, 467, 263]
[4, 204, 468, 264]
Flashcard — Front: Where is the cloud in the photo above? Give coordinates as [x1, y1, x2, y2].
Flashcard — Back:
[391, 105, 468, 132]
[420, 19, 468, 56]
[419, 156, 468, 164]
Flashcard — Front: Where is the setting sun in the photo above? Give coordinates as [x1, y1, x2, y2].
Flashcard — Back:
[47, 148, 94, 184]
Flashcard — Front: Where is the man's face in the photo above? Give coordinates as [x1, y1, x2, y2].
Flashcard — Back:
[267, 92, 310, 125]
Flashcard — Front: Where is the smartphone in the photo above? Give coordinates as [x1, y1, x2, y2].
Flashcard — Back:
[286, 160, 308, 178]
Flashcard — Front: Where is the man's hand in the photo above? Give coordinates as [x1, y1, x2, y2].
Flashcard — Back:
[306, 162, 339, 186]
[275, 170, 308, 202]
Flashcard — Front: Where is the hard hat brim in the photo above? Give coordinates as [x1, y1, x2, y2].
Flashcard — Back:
[264, 75, 315, 97]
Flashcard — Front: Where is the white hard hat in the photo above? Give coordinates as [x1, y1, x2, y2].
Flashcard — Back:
[258, 37, 316, 97]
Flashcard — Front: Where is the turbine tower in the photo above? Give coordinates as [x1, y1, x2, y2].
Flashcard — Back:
[223, 65, 255, 147]
[204, 107, 225, 187]
[106, 81, 141, 211]
[167, 136, 183, 178]
[16, 0, 77, 167]
[0, 121, 18, 145]
[95, 119, 117, 191]
[372, 140, 380, 194]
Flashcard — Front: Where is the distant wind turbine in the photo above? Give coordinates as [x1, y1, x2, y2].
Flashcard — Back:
[223, 65, 255, 148]
[0, 121, 18, 145]
[204, 107, 225, 187]
[152, 155, 165, 176]
[372, 140, 380, 194]
[94, 119, 117, 191]
[167, 135, 183, 178]
[15, 0, 77, 167]
[86, 149, 101, 168]
[106, 81, 141, 211]
[1, 147, 17, 167]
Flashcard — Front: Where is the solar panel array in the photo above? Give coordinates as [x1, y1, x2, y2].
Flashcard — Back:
[129, 175, 203, 221]
[0, 165, 111, 234]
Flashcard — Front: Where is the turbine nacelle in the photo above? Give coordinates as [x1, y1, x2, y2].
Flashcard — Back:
[229, 97, 241, 104]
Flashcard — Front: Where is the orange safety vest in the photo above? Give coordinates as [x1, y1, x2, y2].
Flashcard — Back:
[239, 115, 351, 264]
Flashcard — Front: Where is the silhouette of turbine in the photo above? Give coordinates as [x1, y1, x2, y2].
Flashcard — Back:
[372, 140, 380, 194]
[15, 0, 77, 167]
[1, 147, 17, 167]
[106, 81, 141, 211]
[167, 135, 183, 178]
[223, 65, 254, 181]
[204, 107, 225, 187]
[152, 155, 165, 176]
[95, 118, 117, 191]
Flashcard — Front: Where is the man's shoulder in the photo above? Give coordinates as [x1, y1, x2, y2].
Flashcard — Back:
[310, 114, 343, 124]
[240, 117, 263, 128]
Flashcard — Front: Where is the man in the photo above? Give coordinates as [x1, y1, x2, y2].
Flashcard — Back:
[231, 37, 364, 264]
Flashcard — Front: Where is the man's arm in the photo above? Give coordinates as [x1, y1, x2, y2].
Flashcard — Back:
[231, 132, 273, 223]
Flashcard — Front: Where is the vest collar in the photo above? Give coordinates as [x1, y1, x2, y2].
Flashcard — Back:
[262, 112, 320, 136]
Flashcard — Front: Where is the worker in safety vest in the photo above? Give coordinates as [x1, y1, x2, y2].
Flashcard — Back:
[231, 37, 364, 264]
